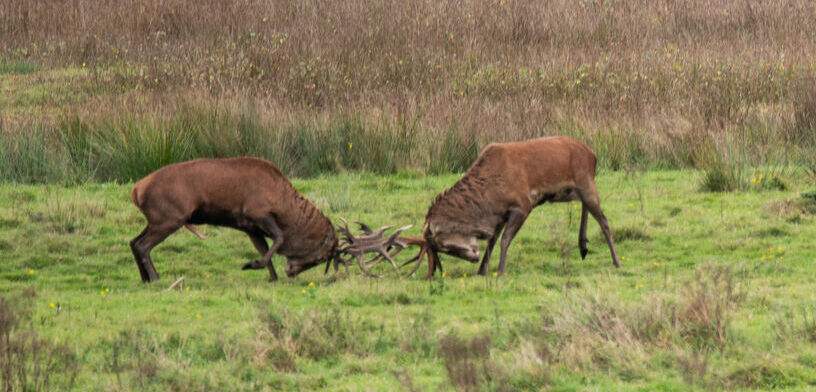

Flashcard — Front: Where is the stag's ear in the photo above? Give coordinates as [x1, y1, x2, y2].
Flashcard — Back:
[476, 229, 492, 240]
[424, 222, 437, 236]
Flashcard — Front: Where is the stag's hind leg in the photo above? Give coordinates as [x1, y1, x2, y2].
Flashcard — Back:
[578, 205, 589, 259]
[130, 223, 180, 282]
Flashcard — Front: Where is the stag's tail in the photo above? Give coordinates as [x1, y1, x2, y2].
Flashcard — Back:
[130, 186, 141, 207]
[131, 175, 155, 210]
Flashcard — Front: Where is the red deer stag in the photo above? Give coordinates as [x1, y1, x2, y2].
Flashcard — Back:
[129, 157, 379, 282]
[408, 136, 620, 278]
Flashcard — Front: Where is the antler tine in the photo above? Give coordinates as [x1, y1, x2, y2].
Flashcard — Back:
[361, 225, 393, 240]
[390, 236, 443, 280]
[356, 221, 374, 234]
[336, 220, 422, 277]
[336, 217, 353, 239]
[402, 246, 426, 279]
[386, 225, 412, 242]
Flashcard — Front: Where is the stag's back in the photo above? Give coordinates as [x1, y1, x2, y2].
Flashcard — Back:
[131, 158, 321, 228]
[426, 137, 597, 222]
[482, 136, 597, 190]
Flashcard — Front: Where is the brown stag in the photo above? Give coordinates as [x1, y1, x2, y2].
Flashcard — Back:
[130, 157, 397, 282]
[407, 136, 620, 278]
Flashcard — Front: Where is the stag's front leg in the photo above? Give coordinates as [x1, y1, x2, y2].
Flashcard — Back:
[243, 232, 269, 270]
[477, 233, 499, 276]
[252, 216, 284, 281]
[497, 209, 528, 276]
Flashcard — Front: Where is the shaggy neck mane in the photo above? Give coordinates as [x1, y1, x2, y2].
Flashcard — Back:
[425, 156, 495, 225]
[250, 158, 328, 234]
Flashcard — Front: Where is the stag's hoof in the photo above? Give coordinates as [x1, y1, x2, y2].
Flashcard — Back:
[580, 248, 588, 260]
[242, 260, 266, 270]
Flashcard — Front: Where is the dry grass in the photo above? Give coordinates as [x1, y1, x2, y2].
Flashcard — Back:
[2, 0, 816, 178]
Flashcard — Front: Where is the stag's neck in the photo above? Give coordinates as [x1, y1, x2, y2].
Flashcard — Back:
[426, 172, 504, 233]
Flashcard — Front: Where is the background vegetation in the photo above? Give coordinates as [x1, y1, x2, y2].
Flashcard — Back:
[2, 0, 816, 181]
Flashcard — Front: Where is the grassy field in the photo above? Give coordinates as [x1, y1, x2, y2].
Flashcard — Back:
[2, 170, 816, 390]
[3, 0, 816, 390]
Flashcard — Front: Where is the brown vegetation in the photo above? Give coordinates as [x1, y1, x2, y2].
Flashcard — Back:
[2, 0, 816, 179]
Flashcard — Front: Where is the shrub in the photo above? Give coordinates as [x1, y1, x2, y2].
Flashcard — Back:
[0, 292, 79, 391]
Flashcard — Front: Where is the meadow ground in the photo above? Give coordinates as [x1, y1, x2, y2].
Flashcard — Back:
[3, 1, 816, 390]
[1, 170, 815, 391]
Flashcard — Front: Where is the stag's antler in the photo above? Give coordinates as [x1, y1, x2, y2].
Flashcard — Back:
[397, 236, 443, 279]
[335, 218, 412, 278]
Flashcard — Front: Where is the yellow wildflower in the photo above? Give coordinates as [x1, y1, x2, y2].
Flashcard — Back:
[441, 272, 446, 278]
[492, 272, 498, 277]
[751, 177, 756, 183]
[196, 313, 202, 319]
[29, 269, 34, 275]
[653, 261, 660, 267]
[309, 281, 315, 287]
[301, 289, 306, 294]
[349, 142, 353, 149]
[100, 290, 105, 296]
[49, 302, 55, 308]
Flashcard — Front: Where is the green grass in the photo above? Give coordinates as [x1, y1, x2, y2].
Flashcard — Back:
[0, 59, 40, 75]
[2, 170, 816, 390]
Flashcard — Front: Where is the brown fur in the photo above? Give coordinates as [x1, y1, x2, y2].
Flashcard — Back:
[129, 157, 337, 282]
[423, 136, 619, 276]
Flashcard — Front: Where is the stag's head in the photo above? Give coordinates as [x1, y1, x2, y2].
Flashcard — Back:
[422, 219, 492, 264]
[285, 225, 338, 278]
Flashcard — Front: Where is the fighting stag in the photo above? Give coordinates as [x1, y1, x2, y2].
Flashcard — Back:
[130, 157, 345, 282]
[130, 157, 420, 282]
[404, 136, 620, 278]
